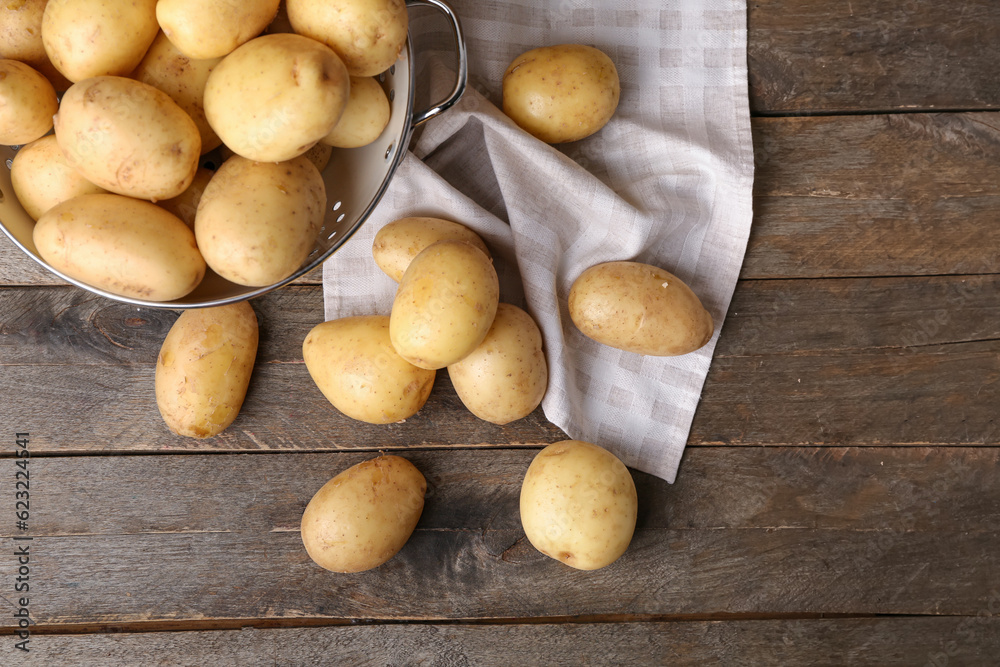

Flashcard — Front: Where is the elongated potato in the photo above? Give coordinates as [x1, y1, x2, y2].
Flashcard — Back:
[301, 455, 426, 573]
[448, 303, 547, 425]
[155, 302, 259, 438]
[373, 217, 490, 283]
[287, 0, 408, 77]
[389, 240, 499, 370]
[54, 76, 201, 201]
[568, 261, 714, 356]
[10, 135, 108, 220]
[132, 31, 224, 154]
[0, 59, 57, 145]
[33, 193, 206, 301]
[42, 0, 158, 82]
[303, 315, 435, 424]
[195, 154, 326, 286]
[520, 440, 637, 570]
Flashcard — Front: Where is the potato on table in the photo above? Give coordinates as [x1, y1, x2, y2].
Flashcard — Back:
[373, 217, 491, 283]
[301, 455, 426, 573]
[568, 261, 714, 356]
[0, 59, 58, 145]
[520, 440, 637, 570]
[155, 302, 259, 439]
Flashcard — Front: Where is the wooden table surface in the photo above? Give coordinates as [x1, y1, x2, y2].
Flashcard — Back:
[3, 1, 1000, 664]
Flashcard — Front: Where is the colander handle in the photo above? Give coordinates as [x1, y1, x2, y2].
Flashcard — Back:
[407, 0, 468, 127]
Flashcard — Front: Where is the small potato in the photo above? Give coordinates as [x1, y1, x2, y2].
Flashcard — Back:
[503, 44, 620, 144]
[55, 76, 201, 201]
[195, 154, 326, 286]
[155, 302, 259, 439]
[520, 440, 637, 570]
[0, 59, 57, 145]
[448, 304, 547, 425]
[302, 142, 333, 171]
[203, 33, 349, 163]
[10, 135, 108, 220]
[42, 0, 158, 82]
[389, 240, 499, 370]
[373, 217, 490, 283]
[568, 261, 714, 356]
[157, 167, 215, 229]
[156, 0, 280, 60]
[132, 32, 224, 154]
[287, 0, 408, 77]
[0, 0, 72, 91]
[303, 315, 435, 424]
[321, 76, 390, 148]
[33, 193, 206, 301]
[301, 455, 426, 573]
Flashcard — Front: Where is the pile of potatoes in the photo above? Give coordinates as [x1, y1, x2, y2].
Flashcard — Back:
[0, 0, 401, 301]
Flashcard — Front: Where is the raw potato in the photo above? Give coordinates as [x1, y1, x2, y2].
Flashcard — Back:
[303, 315, 435, 424]
[568, 261, 714, 356]
[520, 440, 637, 571]
[0, 59, 57, 145]
[156, 0, 281, 60]
[157, 167, 215, 229]
[42, 0, 158, 82]
[10, 135, 108, 220]
[132, 31, 224, 154]
[54, 76, 201, 201]
[302, 142, 333, 171]
[321, 76, 390, 148]
[301, 455, 426, 573]
[203, 33, 349, 163]
[448, 303, 547, 425]
[195, 154, 326, 286]
[389, 240, 500, 370]
[33, 193, 206, 301]
[0, 0, 72, 91]
[155, 302, 259, 438]
[373, 217, 491, 283]
[287, 0, 408, 77]
[503, 44, 620, 144]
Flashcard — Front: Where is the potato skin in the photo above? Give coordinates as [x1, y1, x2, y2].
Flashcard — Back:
[390, 240, 500, 370]
[42, 0, 158, 82]
[321, 76, 390, 148]
[448, 303, 547, 425]
[0, 0, 72, 91]
[203, 33, 349, 163]
[54, 76, 201, 201]
[568, 261, 714, 356]
[132, 31, 224, 154]
[502, 44, 620, 144]
[195, 154, 326, 287]
[373, 217, 491, 283]
[301, 455, 426, 573]
[155, 302, 259, 438]
[520, 440, 637, 571]
[157, 166, 214, 229]
[0, 59, 58, 145]
[33, 193, 206, 301]
[156, 0, 280, 60]
[10, 135, 107, 220]
[287, 0, 408, 77]
[303, 315, 436, 424]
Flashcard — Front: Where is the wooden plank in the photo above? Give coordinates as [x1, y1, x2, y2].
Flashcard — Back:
[0, 447, 996, 626]
[5, 114, 1000, 287]
[748, 113, 1000, 278]
[14, 618, 1000, 666]
[749, 0, 1000, 113]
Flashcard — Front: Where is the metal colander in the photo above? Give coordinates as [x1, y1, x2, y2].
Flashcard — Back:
[0, 0, 467, 308]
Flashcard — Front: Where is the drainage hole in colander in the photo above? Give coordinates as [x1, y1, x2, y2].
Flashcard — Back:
[378, 72, 385, 83]
[4, 158, 12, 170]
[336, 213, 345, 223]
[384, 142, 394, 160]
[332, 200, 341, 211]
[328, 230, 338, 240]
[202, 160, 217, 170]
[388, 89, 395, 102]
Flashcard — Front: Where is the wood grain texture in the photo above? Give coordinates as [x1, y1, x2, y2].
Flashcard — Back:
[0, 447, 996, 627]
[749, 0, 1000, 113]
[15, 617, 1000, 666]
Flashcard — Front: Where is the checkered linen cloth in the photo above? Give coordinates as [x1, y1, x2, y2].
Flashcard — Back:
[322, 0, 754, 482]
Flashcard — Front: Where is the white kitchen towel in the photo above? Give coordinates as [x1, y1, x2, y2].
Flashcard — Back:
[322, 0, 754, 483]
